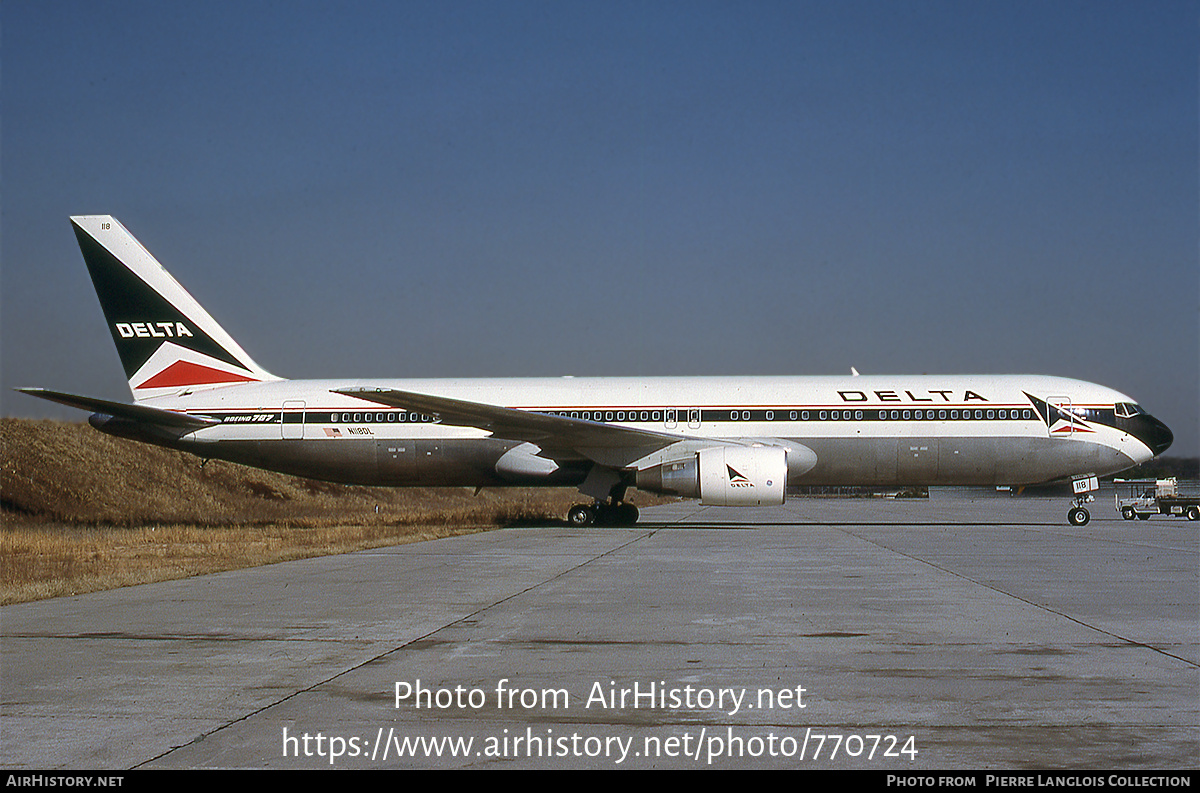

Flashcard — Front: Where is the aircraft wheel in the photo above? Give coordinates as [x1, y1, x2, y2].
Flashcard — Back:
[1068, 507, 1090, 526]
[614, 503, 639, 525]
[1186, 506, 1199, 521]
[568, 504, 596, 527]
[1121, 507, 1136, 521]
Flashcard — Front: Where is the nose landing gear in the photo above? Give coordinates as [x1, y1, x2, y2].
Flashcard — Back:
[1067, 474, 1099, 525]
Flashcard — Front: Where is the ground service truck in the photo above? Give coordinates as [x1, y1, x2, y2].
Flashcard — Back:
[1114, 478, 1200, 521]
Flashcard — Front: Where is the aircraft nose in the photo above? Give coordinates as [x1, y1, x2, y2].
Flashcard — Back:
[1134, 414, 1173, 456]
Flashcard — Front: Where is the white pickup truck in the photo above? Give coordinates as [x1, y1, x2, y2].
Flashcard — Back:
[1114, 478, 1200, 521]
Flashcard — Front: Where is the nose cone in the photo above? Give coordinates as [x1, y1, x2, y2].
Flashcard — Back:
[1131, 414, 1173, 456]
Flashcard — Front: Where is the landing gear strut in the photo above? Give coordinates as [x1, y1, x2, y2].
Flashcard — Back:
[567, 500, 639, 527]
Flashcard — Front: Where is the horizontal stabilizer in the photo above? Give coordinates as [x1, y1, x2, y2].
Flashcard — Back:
[15, 388, 220, 430]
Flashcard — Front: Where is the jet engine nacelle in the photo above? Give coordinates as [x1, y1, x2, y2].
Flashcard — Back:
[637, 445, 787, 506]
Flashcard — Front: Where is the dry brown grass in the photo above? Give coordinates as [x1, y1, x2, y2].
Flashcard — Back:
[1, 418, 582, 527]
[1, 520, 492, 604]
[1, 418, 662, 604]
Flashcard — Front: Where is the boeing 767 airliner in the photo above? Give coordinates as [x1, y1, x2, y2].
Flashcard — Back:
[19, 216, 1174, 526]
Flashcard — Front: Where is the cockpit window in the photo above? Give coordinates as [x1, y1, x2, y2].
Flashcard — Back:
[1114, 402, 1145, 419]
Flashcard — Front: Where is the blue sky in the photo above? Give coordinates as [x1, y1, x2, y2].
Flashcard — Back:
[3, 1, 1197, 455]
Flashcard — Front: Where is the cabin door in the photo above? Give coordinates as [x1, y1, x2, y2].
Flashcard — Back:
[282, 401, 305, 439]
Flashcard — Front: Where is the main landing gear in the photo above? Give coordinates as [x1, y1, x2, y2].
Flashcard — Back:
[567, 472, 640, 526]
[567, 500, 640, 527]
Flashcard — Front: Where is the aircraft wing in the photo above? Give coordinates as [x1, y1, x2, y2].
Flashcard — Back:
[332, 386, 685, 463]
[15, 388, 221, 430]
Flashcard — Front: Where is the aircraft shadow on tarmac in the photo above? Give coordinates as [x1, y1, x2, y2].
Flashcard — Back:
[501, 519, 1086, 529]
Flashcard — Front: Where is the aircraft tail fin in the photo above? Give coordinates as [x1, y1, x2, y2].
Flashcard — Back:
[70, 216, 281, 401]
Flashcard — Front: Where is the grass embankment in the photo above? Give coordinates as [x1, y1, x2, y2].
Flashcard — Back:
[0, 418, 622, 604]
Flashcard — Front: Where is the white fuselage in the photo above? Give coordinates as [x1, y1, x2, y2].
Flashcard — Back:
[128, 373, 1159, 490]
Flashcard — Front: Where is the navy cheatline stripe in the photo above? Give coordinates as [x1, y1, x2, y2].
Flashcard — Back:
[196, 406, 1044, 425]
